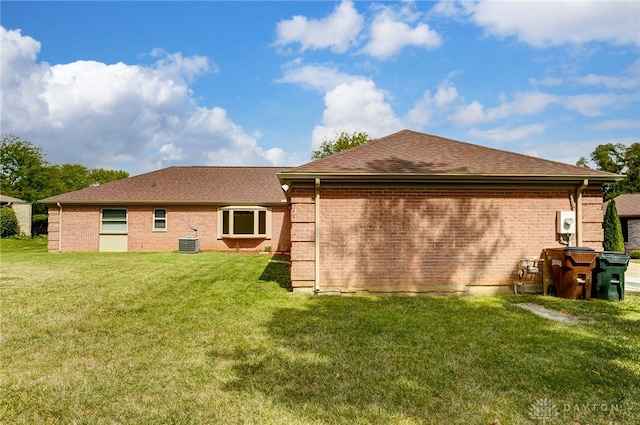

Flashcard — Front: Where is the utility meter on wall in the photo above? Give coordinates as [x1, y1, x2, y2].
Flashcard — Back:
[556, 211, 576, 234]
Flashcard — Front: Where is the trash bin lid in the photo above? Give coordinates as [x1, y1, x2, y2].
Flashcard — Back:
[563, 247, 596, 252]
[598, 251, 630, 266]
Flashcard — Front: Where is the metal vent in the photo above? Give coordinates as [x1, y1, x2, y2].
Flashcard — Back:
[178, 237, 200, 254]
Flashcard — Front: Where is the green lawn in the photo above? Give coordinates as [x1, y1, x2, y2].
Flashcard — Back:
[1, 238, 639, 424]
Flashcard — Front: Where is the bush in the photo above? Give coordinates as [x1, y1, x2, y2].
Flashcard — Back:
[0, 207, 19, 238]
[603, 200, 625, 252]
[32, 214, 48, 235]
[630, 250, 640, 259]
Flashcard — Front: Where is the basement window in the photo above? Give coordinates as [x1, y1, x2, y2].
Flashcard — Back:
[153, 208, 167, 231]
[101, 208, 127, 233]
[218, 207, 270, 239]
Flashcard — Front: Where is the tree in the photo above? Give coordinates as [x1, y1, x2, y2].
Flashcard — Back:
[579, 142, 640, 200]
[0, 134, 50, 203]
[603, 199, 625, 252]
[1, 134, 130, 214]
[623, 142, 640, 193]
[90, 168, 129, 186]
[591, 143, 626, 174]
[312, 131, 371, 160]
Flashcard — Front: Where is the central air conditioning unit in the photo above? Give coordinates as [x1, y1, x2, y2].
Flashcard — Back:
[178, 236, 200, 254]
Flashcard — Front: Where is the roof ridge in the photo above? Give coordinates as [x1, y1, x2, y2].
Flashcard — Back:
[397, 130, 620, 176]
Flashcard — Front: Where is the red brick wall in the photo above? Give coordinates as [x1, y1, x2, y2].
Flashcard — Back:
[47, 205, 290, 253]
[47, 206, 101, 252]
[289, 185, 604, 294]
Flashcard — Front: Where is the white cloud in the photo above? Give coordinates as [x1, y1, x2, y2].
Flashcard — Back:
[468, 124, 546, 143]
[562, 93, 634, 117]
[449, 91, 558, 127]
[465, 0, 640, 47]
[588, 119, 640, 131]
[449, 100, 488, 127]
[0, 26, 287, 173]
[276, 61, 402, 149]
[1, 27, 49, 133]
[529, 77, 564, 87]
[150, 48, 217, 82]
[277, 61, 362, 92]
[274, 0, 364, 54]
[576, 73, 639, 90]
[530, 58, 640, 90]
[311, 80, 402, 149]
[406, 80, 463, 126]
[360, 3, 441, 59]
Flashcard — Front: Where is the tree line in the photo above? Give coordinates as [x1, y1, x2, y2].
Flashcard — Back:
[1, 134, 129, 215]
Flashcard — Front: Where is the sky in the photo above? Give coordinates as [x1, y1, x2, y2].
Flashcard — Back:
[1, 0, 639, 176]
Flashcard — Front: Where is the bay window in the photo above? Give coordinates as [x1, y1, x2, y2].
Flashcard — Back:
[219, 207, 270, 238]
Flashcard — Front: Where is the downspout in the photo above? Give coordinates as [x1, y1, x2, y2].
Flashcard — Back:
[575, 179, 588, 247]
[314, 178, 321, 294]
[56, 202, 63, 253]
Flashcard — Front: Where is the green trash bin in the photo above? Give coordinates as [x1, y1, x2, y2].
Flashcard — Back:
[593, 252, 629, 301]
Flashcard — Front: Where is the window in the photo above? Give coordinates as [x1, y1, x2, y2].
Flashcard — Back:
[101, 208, 127, 233]
[153, 208, 167, 231]
[219, 207, 270, 238]
[621, 218, 629, 243]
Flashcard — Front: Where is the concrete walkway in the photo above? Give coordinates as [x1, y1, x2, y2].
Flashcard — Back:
[515, 303, 582, 323]
[626, 261, 640, 293]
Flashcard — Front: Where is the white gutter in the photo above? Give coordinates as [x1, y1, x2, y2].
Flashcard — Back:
[56, 202, 63, 253]
[314, 178, 321, 294]
[575, 179, 588, 247]
[277, 172, 621, 185]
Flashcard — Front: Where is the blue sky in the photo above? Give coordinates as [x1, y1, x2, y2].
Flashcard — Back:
[2, 0, 639, 175]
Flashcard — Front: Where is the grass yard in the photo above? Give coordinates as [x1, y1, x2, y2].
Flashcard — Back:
[1, 238, 639, 424]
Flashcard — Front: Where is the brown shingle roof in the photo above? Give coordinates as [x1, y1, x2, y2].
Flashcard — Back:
[40, 167, 289, 205]
[609, 193, 640, 218]
[281, 130, 622, 183]
[0, 194, 27, 204]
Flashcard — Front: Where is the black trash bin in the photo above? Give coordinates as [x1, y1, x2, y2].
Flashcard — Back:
[545, 247, 598, 300]
[592, 252, 629, 301]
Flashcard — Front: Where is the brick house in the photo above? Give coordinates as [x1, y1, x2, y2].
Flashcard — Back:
[277, 130, 621, 295]
[607, 193, 640, 252]
[42, 130, 621, 295]
[40, 167, 291, 253]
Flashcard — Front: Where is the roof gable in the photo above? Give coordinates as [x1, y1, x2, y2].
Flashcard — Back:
[282, 130, 621, 183]
[40, 167, 289, 205]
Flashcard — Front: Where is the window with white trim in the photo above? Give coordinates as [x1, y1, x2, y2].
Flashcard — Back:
[218, 207, 271, 238]
[153, 208, 167, 231]
[101, 208, 127, 233]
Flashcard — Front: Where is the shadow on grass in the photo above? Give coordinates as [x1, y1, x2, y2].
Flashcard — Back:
[211, 296, 640, 424]
[258, 257, 291, 290]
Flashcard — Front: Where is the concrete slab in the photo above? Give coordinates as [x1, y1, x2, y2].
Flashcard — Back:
[515, 303, 582, 323]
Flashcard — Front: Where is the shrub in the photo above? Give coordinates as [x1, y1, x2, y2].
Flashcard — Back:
[32, 214, 48, 235]
[0, 207, 19, 238]
[630, 250, 640, 259]
[603, 200, 625, 252]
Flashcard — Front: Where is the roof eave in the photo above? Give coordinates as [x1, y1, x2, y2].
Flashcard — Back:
[277, 172, 623, 184]
[39, 199, 288, 206]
